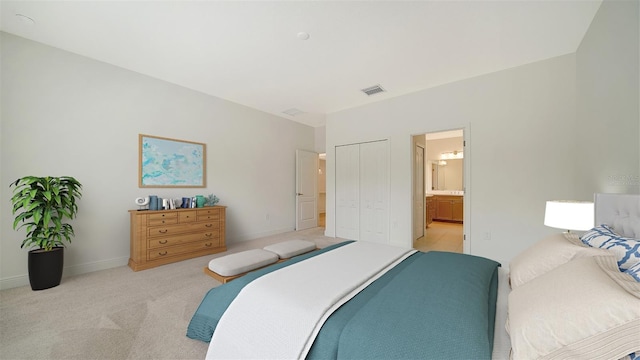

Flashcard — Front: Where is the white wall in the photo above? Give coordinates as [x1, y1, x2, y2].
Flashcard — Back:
[326, 54, 579, 264]
[314, 126, 326, 154]
[575, 0, 639, 197]
[0, 33, 315, 289]
[325, 0, 639, 266]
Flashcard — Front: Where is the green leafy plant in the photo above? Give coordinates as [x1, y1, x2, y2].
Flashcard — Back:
[205, 194, 219, 207]
[10, 176, 82, 251]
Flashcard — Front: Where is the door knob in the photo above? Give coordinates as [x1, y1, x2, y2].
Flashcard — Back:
[297, 193, 303, 196]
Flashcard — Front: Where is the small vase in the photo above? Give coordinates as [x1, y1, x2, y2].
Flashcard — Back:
[196, 195, 205, 208]
[149, 195, 158, 210]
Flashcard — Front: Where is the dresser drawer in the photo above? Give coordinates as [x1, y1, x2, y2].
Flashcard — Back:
[197, 213, 219, 221]
[148, 212, 178, 221]
[197, 208, 220, 219]
[179, 211, 197, 223]
[147, 240, 220, 260]
[148, 232, 220, 249]
[148, 217, 178, 226]
[147, 222, 219, 238]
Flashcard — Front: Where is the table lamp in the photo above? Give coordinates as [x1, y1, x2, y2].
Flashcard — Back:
[544, 200, 594, 237]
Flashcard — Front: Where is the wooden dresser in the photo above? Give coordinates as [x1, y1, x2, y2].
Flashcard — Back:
[128, 206, 226, 271]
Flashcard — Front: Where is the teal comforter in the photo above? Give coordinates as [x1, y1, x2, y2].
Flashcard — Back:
[187, 244, 500, 359]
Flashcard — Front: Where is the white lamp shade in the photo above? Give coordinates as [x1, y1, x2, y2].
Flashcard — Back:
[544, 200, 594, 231]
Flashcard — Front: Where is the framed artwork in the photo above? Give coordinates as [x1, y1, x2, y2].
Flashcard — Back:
[139, 134, 206, 188]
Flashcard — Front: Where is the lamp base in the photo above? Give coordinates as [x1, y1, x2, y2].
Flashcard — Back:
[562, 231, 581, 241]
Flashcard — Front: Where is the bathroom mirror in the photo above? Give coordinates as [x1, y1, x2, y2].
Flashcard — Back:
[432, 159, 463, 191]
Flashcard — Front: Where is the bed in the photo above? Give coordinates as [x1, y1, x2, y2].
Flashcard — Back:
[187, 193, 640, 359]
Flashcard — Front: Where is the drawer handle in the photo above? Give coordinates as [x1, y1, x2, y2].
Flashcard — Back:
[159, 229, 168, 234]
[205, 243, 212, 247]
[205, 224, 213, 227]
[161, 214, 166, 217]
[205, 233, 213, 237]
[159, 240, 168, 244]
[158, 251, 168, 256]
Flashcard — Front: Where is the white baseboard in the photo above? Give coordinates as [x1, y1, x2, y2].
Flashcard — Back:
[63, 256, 129, 277]
[0, 256, 130, 291]
[0, 274, 30, 291]
[228, 227, 295, 243]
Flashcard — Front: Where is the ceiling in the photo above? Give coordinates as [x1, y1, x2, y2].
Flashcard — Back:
[1, 1, 602, 128]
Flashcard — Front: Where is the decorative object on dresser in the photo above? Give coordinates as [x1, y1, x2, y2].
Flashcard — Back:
[10, 176, 83, 290]
[135, 196, 150, 210]
[205, 194, 220, 206]
[128, 206, 226, 271]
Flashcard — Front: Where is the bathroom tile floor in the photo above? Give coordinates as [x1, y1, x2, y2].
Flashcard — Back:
[413, 221, 463, 253]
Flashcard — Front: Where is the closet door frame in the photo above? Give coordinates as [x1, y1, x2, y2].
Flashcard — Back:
[335, 140, 389, 243]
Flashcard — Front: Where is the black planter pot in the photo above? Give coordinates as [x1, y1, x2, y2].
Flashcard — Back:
[28, 247, 64, 291]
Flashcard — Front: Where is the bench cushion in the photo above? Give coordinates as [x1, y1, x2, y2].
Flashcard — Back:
[263, 239, 316, 259]
[208, 249, 279, 277]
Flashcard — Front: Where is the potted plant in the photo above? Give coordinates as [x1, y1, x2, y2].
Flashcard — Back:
[10, 176, 82, 290]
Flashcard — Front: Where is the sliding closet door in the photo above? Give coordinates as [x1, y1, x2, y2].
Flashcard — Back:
[359, 140, 389, 244]
[335, 140, 389, 243]
[336, 144, 360, 240]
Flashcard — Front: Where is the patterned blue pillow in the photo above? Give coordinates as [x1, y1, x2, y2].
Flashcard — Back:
[625, 261, 640, 282]
[629, 352, 639, 360]
[580, 224, 640, 271]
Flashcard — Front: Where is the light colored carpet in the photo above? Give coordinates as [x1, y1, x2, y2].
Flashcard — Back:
[0, 227, 341, 359]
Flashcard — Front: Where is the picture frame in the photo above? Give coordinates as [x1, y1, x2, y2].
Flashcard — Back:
[139, 134, 206, 188]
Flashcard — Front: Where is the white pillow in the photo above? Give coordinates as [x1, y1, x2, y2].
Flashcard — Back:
[509, 233, 611, 288]
[581, 224, 640, 271]
[507, 255, 640, 360]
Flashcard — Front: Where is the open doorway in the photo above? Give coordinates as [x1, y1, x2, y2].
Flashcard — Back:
[318, 153, 326, 228]
[412, 130, 464, 253]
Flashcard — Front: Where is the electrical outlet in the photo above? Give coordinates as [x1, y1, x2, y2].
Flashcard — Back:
[266, 213, 270, 221]
[483, 232, 491, 241]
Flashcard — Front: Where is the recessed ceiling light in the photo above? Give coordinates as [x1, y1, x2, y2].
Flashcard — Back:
[15, 13, 35, 26]
[297, 32, 310, 41]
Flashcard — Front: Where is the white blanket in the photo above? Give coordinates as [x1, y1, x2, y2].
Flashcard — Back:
[206, 241, 416, 360]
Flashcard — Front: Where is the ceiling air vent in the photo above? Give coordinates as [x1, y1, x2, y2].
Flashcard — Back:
[361, 84, 386, 96]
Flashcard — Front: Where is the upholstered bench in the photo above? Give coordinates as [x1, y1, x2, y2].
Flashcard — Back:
[204, 240, 317, 283]
[263, 239, 317, 259]
[204, 249, 278, 284]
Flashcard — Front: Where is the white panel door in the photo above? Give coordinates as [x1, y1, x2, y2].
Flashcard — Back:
[359, 140, 389, 243]
[296, 149, 318, 230]
[335, 144, 360, 240]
